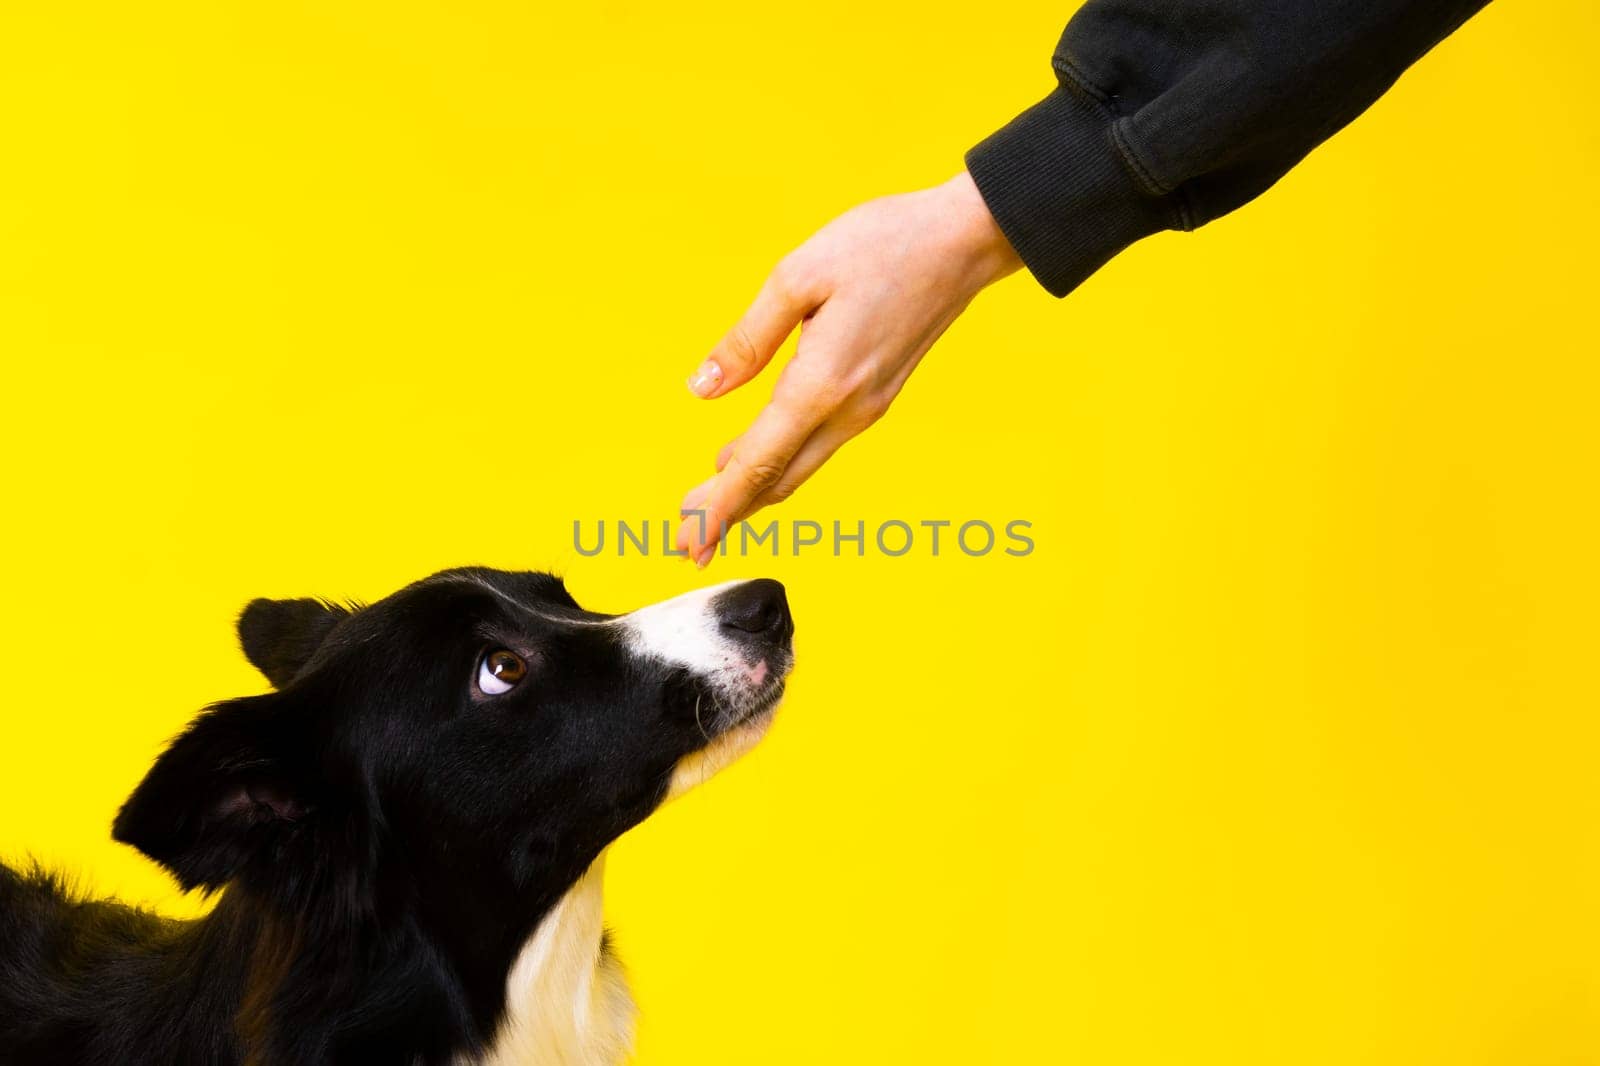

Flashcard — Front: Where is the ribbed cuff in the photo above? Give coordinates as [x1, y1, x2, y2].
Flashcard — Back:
[965, 84, 1174, 298]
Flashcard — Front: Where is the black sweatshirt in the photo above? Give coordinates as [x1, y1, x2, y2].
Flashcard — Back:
[965, 0, 1491, 297]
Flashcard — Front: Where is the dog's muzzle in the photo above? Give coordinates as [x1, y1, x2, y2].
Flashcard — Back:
[620, 577, 796, 727]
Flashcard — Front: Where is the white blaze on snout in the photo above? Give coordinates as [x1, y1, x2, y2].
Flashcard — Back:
[619, 580, 755, 697]
[620, 580, 784, 803]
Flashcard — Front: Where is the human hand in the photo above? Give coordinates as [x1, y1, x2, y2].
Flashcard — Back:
[675, 169, 1022, 566]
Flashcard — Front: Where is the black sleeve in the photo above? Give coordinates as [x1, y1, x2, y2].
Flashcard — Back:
[964, 0, 1491, 297]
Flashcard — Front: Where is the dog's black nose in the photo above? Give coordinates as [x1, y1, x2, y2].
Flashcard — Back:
[714, 579, 793, 646]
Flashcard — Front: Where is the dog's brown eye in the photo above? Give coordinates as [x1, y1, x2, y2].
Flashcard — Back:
[477, 649, 526, 695]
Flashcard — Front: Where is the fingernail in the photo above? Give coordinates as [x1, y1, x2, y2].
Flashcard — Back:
[689, 534, 712, 568]
[686, 360, 723, 397]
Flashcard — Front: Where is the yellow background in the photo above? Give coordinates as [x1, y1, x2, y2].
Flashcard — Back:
[2, 2, 1596, 1063]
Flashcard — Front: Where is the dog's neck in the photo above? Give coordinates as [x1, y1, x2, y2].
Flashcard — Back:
[187, 850, 633, 1065]
[463, 853, 634, 1066]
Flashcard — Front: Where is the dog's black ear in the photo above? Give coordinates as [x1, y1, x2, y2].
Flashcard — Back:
[238, 597, 349, 689]
[112, 694, 320, 892]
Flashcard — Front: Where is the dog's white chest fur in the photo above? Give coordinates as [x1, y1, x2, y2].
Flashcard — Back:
[464, 857, 635, 1066]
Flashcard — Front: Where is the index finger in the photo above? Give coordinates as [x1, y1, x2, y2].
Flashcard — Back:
[676, 390, 825, 565]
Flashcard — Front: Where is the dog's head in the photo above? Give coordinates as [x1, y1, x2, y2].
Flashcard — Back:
[112, 568, 793, 905]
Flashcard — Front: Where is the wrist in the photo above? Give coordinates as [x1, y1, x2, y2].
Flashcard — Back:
[939, 170, 1024, 290]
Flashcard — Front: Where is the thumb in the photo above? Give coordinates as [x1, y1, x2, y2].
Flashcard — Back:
[688, 265, 815, 399]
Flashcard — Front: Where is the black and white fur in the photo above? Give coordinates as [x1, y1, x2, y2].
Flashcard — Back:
[0, 568, 794, 1065]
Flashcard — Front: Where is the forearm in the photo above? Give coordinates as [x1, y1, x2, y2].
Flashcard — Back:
[966, 0, 1492, 297]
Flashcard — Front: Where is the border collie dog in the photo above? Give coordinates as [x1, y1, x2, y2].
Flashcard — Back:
[0, 568, 794, 1065]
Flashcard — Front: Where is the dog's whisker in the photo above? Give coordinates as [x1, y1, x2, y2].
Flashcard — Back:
[692, 693, 713, 743]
